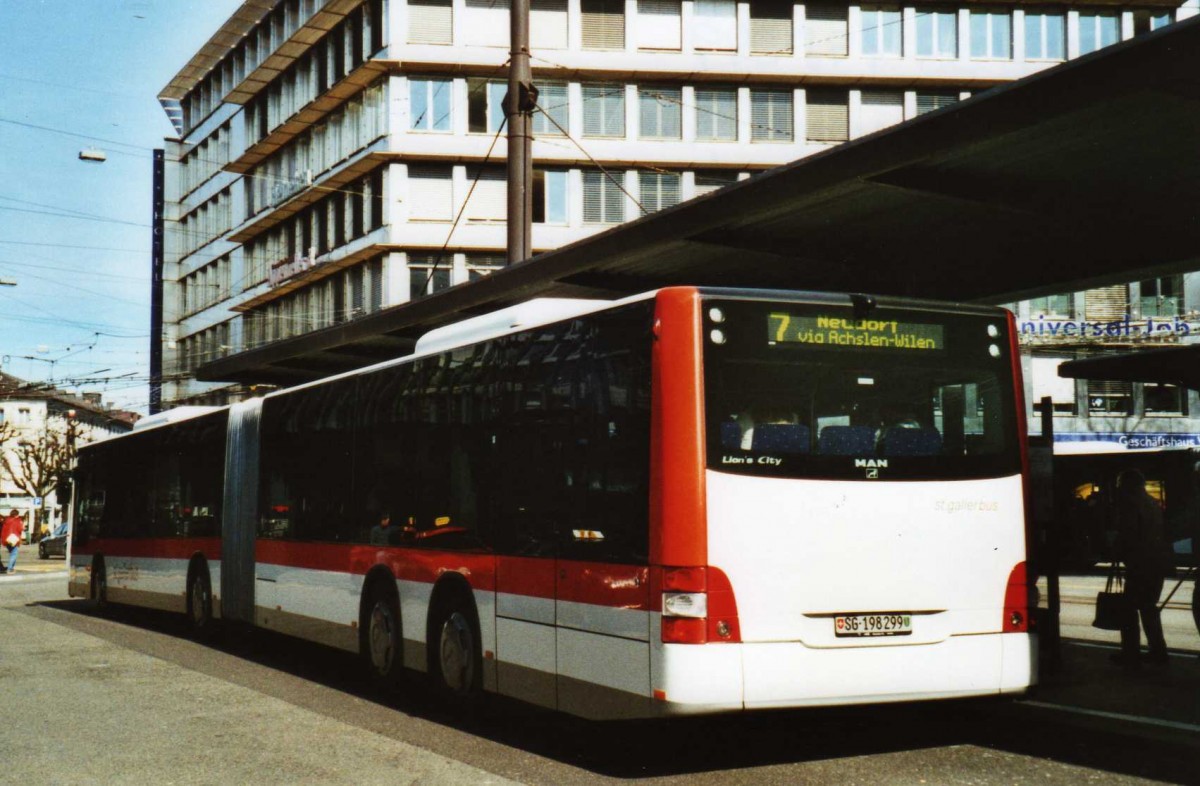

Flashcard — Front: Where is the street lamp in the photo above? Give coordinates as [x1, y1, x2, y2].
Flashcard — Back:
[78, 148, 107, 163]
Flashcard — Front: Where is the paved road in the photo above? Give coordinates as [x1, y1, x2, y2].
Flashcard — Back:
[1039, 572, 1199, 651]
[3, 576, 1197, 785]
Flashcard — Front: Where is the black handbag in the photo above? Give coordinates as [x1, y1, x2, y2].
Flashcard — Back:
[1092, 564, 1131, 631]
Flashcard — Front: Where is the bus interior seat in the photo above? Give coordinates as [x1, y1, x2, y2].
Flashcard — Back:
[880, 427, 943, 456]
[720, 420, 742, 449]
[750, 423, 811, 454]
[818, 425, 876, 456]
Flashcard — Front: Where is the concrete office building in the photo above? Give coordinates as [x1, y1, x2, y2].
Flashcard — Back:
[158, 0, 1199, 422]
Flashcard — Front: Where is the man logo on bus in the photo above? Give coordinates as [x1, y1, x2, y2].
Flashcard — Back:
[855, 458, 885, 479]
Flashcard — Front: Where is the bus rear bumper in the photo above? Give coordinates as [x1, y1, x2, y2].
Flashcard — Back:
[653, 633, 1036, 714]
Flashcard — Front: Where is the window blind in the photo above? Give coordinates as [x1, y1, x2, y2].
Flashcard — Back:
[805, 3, 848, 56]
[531, 0, 568, 49]
[693, 0, 736, 50]
[805, 90, 848, 142]
[916, 92, 957, 115]
[464, 0, 510, 47]
[407, 166, 453, 221]
[751, 89, 793, 142]
[695, 88, 737, 141]
[465, 167, 507, 221]
[582, 0, 625, 49]
[583, 171, 624, 223]
[583, 84, 626, 137]
[636, 0, 682, 50]
[750, 0, 793, 54]
[408, 0, 453, 44]
[639, 87, 681, 138]
[859, 90, 903, 137]
[638, 172, 681, 214]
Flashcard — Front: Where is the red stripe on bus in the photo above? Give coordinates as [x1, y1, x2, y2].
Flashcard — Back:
[651, 288, 707, 568]
[496, 555, 555, 598]
[73, 537, 220, 561]
[254, 540, 498, 590]
[556, 560, 651, 610]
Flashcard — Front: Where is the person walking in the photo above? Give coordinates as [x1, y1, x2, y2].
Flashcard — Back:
[2, 509, 23, 575]
[1112, 470, 1171, 667]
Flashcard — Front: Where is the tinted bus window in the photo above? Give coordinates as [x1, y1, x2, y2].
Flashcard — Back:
[704, 298, 1020, 481]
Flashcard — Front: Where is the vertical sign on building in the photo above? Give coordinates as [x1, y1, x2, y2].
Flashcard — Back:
[150, 149, 165, 414]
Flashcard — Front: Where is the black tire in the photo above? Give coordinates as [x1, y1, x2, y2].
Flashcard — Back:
[362, 579, 404, 691]
[186, 564, 214, 636]
[431, 594, 483, 706]
[89, 556, 108, 612]
[38, 543, 47, 560]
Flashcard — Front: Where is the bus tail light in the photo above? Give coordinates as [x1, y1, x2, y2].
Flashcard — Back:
[1003, 561, 1030, 633]
[660, 566, 741, 644]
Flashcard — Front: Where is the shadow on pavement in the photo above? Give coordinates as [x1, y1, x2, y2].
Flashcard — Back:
[25, 598, 1200, 783]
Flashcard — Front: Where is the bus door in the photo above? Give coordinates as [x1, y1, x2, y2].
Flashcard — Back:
[221, 398, 262, 624]
[491, 425, 559, 710]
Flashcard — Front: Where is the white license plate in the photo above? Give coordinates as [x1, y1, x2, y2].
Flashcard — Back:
[834, 613, 913, 637]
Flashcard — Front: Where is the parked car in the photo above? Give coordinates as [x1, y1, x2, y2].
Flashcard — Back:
[38, 525, 67, 559]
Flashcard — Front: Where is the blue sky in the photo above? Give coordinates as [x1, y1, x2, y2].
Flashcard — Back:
[0, 0, 243, 412]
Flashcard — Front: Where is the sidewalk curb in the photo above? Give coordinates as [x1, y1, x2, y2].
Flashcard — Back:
[0, 571, 67, 585]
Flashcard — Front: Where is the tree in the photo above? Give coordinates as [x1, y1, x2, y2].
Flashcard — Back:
[1, 416, 78, 540]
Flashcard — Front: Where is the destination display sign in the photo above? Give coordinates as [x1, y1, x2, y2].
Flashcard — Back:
[768, 312, 945, 351]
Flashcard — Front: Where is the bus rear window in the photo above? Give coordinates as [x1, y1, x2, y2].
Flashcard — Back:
[703, 298, 1021, 481]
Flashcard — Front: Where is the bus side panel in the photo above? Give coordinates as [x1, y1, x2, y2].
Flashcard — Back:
[650, 288, 707, 568]
[78, 537, 220, 614]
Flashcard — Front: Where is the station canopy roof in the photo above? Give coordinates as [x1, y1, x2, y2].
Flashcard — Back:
[199, 17, 1200, 386]
[1058, 345, 1200, 391]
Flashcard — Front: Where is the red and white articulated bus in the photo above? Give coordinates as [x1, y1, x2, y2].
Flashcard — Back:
[69, 287, 1035, 719]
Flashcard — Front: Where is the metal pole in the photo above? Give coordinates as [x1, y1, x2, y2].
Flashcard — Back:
[150, 149, 165, 414]
[506, 0, 535, 264]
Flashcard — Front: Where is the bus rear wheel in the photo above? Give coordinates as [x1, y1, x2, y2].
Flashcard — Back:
[362, 581, 403, 691]
[432, 598, 482, 705]
[186, 565, 214, 635]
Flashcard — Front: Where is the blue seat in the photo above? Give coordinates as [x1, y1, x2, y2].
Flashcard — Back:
[880, 427, 943, 456]
[719, 420, 742, 449]
[818, 425, 876, 456]
[750, 423, 811, 454]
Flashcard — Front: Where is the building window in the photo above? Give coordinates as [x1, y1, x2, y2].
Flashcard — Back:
[916, 7, 957, 58]
[1079, 11, 1120, 55]
[465, 253, 505, 282]
[531, 0, 569, 48]
[533, 169, 569, 224]
[750, 88, 793, 142]
[916, 91, 959, 115]
[409, 0, 453, 44]
[638, 172, 681, 214]
[1031, 356, 1078, 416]
[861, 6, 902, 57]
[1088, 379, 1132, 416]
[1143, 383, 1186, 416]
[583, 171, 625, 224]
[859, 90, 903, 137]
[636, 0, 682, 50]
[695, 87, 737, 141]
[750, 0, 792, 55]
[532, 82, 568, 136]
[694, 170, 738, 196]
[1028, 293, 1074, 318]
[805, 3, 848, 56]
[408, 165, 454, 221]
[408, 253, 453, 299]
[969, 9, 1011, 59]
[638, 87, 681, 139]
[410, 78, 453, 131]
[1025, 12, 1065, 60]
[583, 84, 626, 137]
[1139, 276, 1183, 318]
[468, 79, 507, 133]
[581, 0, 625, 49]
[1134, 8, 1173, 35]
[805, 89, 848, 143]
[464, 167, 507, 222]
[464, 0, 511, 47]
[693, 0, 737, 51]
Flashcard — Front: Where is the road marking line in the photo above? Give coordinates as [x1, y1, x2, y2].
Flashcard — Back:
[1020, 700, 1200, 735]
